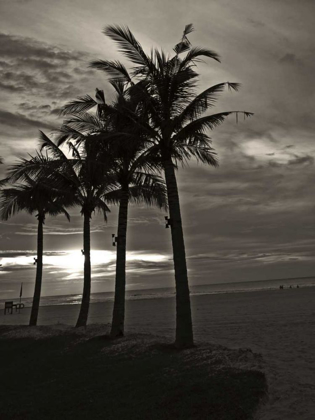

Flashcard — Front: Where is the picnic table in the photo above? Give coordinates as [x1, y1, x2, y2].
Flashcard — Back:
[4, 301, 25, 315]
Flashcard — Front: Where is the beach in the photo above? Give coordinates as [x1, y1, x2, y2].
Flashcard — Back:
[2, 287, 315, 419]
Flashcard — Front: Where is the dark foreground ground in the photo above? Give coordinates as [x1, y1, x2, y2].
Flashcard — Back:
[0, 325, 267, 420]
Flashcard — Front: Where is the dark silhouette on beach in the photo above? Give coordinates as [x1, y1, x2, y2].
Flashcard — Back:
[0, 175, 71, 325]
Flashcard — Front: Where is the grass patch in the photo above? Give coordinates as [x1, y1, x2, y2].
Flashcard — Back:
[0, 326, 267, 419]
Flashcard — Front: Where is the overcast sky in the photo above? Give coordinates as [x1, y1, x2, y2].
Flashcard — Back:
[0, 0, 314, 298]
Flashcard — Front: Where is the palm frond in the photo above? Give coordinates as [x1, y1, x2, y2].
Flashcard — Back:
[95, 88, 106, 104]
[38, 132, 82, 190]
[0, 178, 73, 221]
[180, 47, 221, 68]
[177, 144, 218, 166]
[153, 49, 168, 73]
[0, 177, 9, 188]
[174, 41, 191, 55]
[174, 24, 194, 55]
[68, 142, 82, 162]
[104, 25, 156, 71]
[55, 125, 86, 147]
[39, 131, 69, 160]
[184, 24, 194, 36]
[93, 197, 110, 221]
[0, 188, 25, 220]
[175, 112, 233, 141]
[105, 101, 160, 141]
[128, 172, 167, 209]
[60, 95, 97, 116]
[109, 79, 126, 95]
[45, 200, 72, 221]
[102, 188, 122, 205]
[129, 144, 162, 175]
[90, 59, 132, 83]
[174, 82, 240, 127]
[227, 82, 240, 92]
[63, 112, 104, 133]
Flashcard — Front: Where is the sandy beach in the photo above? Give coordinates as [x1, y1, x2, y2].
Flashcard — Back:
[2, 287, 315, 419]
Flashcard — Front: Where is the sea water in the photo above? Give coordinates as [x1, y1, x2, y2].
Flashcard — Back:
[2, 276, 314, 308]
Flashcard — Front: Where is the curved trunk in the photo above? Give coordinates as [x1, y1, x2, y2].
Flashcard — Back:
[29, 214, 44, 326]
[110, 189, 129, 337]
[75, 212, 91, 327]
[163, 157, 194, 348]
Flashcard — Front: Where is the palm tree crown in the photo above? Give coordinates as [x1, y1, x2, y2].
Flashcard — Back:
[0, 177, 70, 221]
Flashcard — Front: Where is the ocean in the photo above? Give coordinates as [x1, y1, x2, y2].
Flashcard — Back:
[2, 276, 314, 308]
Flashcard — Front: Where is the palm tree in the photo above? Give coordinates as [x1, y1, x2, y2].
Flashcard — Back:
[8, 133, 113, 327]
[0, 173, 71, 326]
[60, 86, 167, 337]
[39, 132, 113, 327]
[91, 24, 253, 347]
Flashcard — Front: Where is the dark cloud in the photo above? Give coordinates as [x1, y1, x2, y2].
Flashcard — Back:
[0, 250, 36, 258]
[50, 107, 61, 115]
[0, 32, 101, 105]
[279, 53, 303, 66]
[0, 109, 55, 131]
[247, 18, 265, 28]
[0, 33, 104, 165]
[288, 155, 314, 166]
[174, 157, 315, 280]
[0, 81, 24, 92]
[0, 33, 81, 62]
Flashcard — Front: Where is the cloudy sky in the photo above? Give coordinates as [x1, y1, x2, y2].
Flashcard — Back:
[0, 0, 314, 299]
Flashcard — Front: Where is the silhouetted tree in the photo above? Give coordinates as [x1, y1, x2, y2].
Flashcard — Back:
[60, 86, 167, 337]
[0, 172, 70, 326]
[91, 24, 252, 347]
[38, 133, 113, 327]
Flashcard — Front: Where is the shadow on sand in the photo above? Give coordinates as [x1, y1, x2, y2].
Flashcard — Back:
[0, 325, 267, 420]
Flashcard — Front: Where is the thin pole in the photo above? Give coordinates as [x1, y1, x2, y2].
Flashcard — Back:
[19, 282, 23, 313]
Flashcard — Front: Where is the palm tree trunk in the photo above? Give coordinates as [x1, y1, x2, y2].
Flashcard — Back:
[110, 189, 129, 337]
[29, 214, 44, 326]
[163, 157, 194, 348]
[76, 212, 91, 327]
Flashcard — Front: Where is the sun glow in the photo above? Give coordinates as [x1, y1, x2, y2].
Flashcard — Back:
[241, 139, 291, 164]
[47, 250, 115, 270]
[0, 250, 169, 277]
[0, 250, 114, 271]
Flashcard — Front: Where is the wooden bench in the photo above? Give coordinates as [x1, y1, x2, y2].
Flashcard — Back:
[4, 301, 25, 315]
[14, 303, 25, 312]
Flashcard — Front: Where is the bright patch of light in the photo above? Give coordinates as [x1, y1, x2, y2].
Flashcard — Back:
[242, 139, 290, 163]
[1, 256, 34, 267]
[0, 250, 169, 277]
[0, 250, 115, 271]
[127, 252, 169, 263]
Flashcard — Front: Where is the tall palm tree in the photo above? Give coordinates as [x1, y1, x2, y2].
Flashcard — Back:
[0, 173, 71, 326]
[60, 86, 167, 337]
[39, 133, 113, 327]
[91, 24, 253, 347]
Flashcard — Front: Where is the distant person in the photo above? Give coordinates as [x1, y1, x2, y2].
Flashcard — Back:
[289, 285, 292, 289]
[297, 285, 300, 288]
